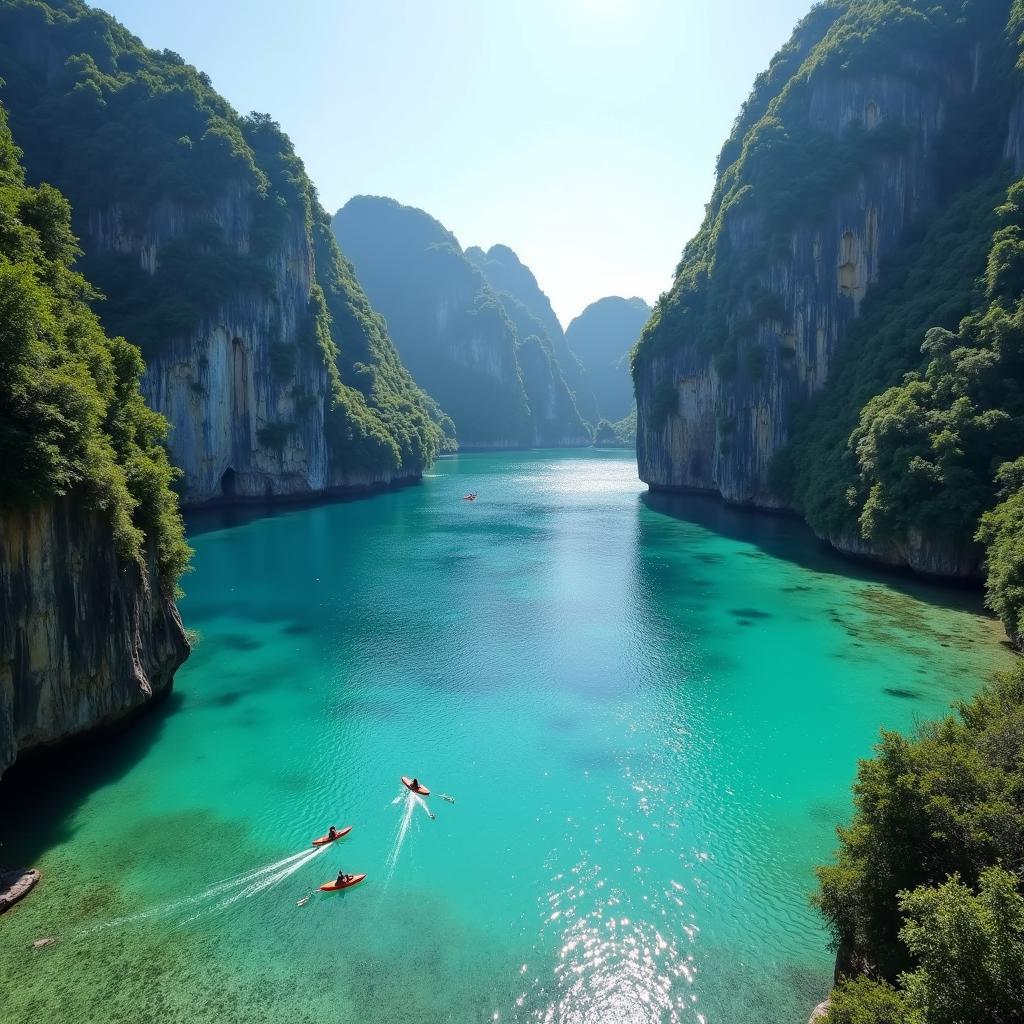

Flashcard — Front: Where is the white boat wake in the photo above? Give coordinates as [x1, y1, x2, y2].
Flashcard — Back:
[49, 845, 331, 947]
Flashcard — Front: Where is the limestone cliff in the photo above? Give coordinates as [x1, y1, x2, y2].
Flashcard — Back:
[88, 189, 338, 503]
[636, 73, 949, 504]
[633, 0, 1017, 576]
[0, 0, 444, 506]
[0, 501, 188, 776]
[0, 91, 191, 780]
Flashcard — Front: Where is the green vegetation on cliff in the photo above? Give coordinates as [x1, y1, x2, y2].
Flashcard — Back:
[593, 412, 636, 448]
[630, 1, 1024, 1019]
[335, 196, 530, 447]
[0, 0, 444, 479]
[0, 100, 188, 588]
[816, 665, 1024, 1023]
[632, 0, 1004, 381]
[473, 273, 588, 445]
[768, 1, 1024, 635]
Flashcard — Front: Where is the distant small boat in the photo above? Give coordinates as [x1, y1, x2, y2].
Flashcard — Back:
[463, 492, 478, 502]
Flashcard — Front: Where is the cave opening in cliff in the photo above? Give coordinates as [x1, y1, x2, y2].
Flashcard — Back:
[221, 467, 237, 498]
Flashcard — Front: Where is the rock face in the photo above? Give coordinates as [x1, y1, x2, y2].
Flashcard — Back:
[0, 2, 443, 507]
[808, 1001, 831, 1023]
[0, 500, 188, 777]
[565, 296, 650, 423]
[636, 69, 948, 505]
[91, 193, 338, 504]
[633, 2, 1015, 576]
[335, 197, 591, 449]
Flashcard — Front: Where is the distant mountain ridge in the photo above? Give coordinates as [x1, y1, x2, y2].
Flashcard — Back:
[466, 244, 597, 423]
[334, 196, 591, 450]
[566, 295, 650, 424]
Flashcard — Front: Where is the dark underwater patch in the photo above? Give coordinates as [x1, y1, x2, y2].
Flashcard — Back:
[204, 690, 246, 708]
[884, 687, 922, 700]
[729, 608, 774, 620]
[215, 633, 263, 652]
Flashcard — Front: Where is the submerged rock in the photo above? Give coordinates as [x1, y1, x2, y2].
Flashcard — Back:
[0, 868, 40, 913]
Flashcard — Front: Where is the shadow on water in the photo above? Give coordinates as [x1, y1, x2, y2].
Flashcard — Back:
[183, 479, 419, 538]
[0, 691, 183, 867]
[641, 490, 991, 616]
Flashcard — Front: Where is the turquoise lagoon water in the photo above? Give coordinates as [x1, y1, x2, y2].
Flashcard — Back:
[0, 450, 1013, 1024]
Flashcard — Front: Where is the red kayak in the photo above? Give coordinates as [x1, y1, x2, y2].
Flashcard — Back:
[401, 776, 430, 796]
[319, 873, 366, 892]
[311, 825, 352, 847]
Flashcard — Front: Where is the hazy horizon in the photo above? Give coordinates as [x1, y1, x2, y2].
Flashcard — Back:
[91, 0, 813, 326]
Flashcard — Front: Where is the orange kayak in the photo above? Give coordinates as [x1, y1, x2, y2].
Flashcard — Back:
[319, 873, 366, 892]
[401, 776, 430, 796]
[311, 825, 352, 847]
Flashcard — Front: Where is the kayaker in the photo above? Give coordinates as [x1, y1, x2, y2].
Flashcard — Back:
[336, 869, 352, 885]
[410, 777, 420, 791]
[328, 825, 339, 841]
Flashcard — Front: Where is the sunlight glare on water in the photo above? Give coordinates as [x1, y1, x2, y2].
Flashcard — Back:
[0, 450, 1012, 1024]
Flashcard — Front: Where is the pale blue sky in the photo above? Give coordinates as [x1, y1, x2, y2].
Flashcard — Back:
[96, 0, 812, 325]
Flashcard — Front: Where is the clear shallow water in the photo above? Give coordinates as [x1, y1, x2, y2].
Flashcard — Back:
[0, 450, 1012, 1024]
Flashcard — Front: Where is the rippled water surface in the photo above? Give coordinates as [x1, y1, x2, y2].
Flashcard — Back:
[1, 451, 1012, 1024]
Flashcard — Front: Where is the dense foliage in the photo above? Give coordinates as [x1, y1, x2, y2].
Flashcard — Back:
[0, 100, 188, 588]
[770, 4, 1024, 637]
[565, 296, 648, 423]
[816, 666, 1024, 1022]
[0, 0, 445, 478]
